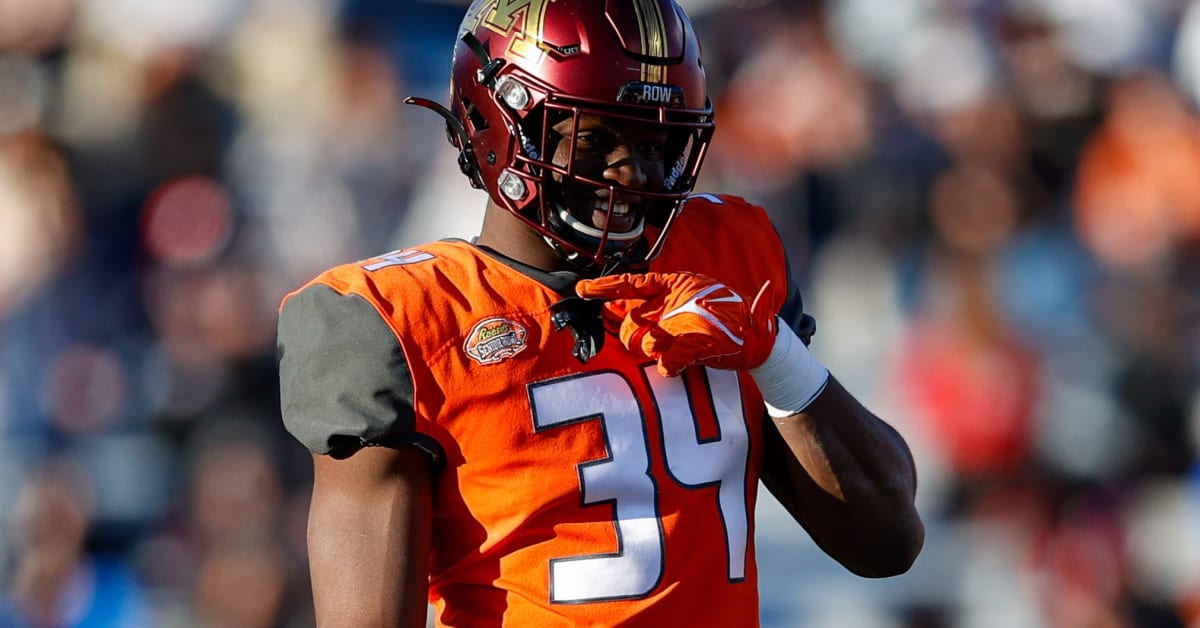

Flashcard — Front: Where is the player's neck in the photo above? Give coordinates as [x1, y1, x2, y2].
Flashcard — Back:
[475, 201, 571, 273]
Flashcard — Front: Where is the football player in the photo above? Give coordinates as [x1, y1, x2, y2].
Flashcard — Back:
[278, 1, 924, 626]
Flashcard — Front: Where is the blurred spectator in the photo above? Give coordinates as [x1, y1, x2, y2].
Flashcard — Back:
[0, 129, 79, 316]
[0, 0, 77, 54]
[0, 459, 148, 627]
[1074, 70, 1200, 273]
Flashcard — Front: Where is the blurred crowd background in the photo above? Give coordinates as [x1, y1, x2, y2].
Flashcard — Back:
[1, 0, 1199, 626]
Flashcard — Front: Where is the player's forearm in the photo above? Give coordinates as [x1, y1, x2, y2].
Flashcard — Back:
[775, 377, 918, 504]
[309, 449, 433, 628]
[763, 377, 923, 577]
[309, 532, 428, 628]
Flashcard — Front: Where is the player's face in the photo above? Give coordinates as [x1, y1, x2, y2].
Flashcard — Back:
[549, 113, 669, 235]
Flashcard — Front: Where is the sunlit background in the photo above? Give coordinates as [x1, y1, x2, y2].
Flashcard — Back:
[1, 0, 1199, 626]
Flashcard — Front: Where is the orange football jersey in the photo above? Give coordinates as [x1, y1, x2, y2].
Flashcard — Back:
[280, 195, 792, 626]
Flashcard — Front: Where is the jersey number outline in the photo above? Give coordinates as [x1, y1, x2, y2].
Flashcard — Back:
[529, 366, 750, 604]
[361, 248, 434, 271]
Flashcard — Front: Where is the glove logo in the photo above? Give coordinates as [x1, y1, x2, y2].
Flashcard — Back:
[660, 283, 745, 346]
[464, 317, 529, 365]
[575, 272, 776, 376]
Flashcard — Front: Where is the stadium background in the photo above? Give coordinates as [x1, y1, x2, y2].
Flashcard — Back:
[2, 0, 1199, 625]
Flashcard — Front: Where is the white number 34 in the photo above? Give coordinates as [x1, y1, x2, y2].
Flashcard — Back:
[529, 366, 751, 604]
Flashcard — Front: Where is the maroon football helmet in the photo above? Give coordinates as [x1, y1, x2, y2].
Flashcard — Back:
[407, 0, 715, 272]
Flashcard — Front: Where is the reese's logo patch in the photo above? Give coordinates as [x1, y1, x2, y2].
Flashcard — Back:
[464, 317, 529, 365]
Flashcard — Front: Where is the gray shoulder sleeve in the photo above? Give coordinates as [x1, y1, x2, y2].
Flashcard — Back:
[277, 283, 444, 468]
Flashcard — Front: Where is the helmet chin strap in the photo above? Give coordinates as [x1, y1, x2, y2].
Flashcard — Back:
[403, 96, 485, 190]
[543, 238, 630, 277]
[402, 32, 508, 192]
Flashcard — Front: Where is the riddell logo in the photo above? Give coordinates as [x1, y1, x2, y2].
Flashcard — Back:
[464, 317, 529, 365]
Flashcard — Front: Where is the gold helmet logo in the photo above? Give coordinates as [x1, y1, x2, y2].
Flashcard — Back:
[465, 0, 555, 63]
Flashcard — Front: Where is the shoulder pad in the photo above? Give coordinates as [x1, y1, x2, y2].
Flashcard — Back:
[684, 193, 760, 211]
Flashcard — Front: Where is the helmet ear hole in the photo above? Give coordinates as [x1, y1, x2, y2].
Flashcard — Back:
[461, 98, 489, 133]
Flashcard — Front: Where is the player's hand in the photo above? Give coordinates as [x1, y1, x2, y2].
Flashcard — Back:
[575, 272, 777, 377]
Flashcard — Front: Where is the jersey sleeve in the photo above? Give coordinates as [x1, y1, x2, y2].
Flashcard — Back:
[277, 283, 445, 469]
[772, 226, 817, 346]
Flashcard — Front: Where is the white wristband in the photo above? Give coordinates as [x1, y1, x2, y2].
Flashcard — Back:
[749, 319, 830, 418]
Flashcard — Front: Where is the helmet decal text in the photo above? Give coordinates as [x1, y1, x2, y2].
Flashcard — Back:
[618, 82, 686, 107]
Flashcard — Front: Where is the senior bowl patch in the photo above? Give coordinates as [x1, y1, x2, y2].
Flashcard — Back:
[464, 317, 529, 365]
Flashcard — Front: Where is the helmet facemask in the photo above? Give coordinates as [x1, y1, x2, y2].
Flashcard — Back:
[489, 70, 714, 274]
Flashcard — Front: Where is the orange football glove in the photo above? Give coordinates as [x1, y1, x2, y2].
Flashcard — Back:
[575, 272, 778, 377]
